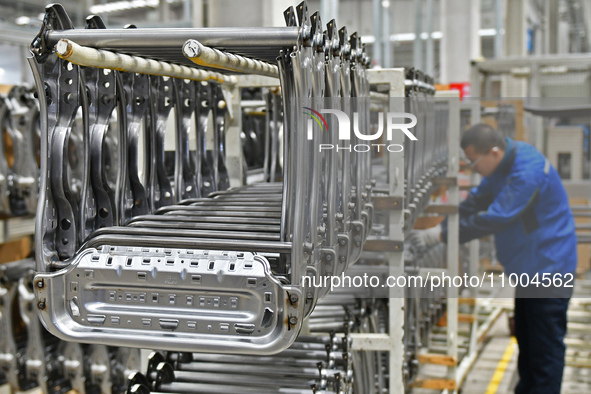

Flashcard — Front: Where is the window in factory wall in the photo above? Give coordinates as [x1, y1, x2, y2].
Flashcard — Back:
[557, 153, 572, 180]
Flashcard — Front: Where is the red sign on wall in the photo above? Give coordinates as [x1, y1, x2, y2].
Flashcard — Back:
[448, 82, 471, 99]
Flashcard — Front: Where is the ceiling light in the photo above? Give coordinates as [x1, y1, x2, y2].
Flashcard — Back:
[90, 0, 160, 14]
[15, 16, 31, 25]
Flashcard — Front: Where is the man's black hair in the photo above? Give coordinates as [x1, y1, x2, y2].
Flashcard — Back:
[460, 123, 507, 153]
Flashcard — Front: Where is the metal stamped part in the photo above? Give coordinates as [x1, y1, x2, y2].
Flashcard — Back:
[35, 247, 302, 354]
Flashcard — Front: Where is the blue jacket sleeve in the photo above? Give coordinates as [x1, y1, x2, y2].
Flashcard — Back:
[441, 171, 541, 244]
[459, 182, 495, 217]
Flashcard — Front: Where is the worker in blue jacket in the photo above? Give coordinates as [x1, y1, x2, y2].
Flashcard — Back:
[411, 123, 577, 394]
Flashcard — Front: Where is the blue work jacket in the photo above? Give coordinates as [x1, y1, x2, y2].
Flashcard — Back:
[441, 138, 577, 277]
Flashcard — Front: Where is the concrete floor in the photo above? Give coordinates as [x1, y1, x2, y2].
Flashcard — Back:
[461, 300, 591, 394]
[461, 311, 518, 393]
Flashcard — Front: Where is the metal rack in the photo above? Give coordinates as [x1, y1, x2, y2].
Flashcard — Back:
[401, 90, 462, 393]
[0, 68, 478, 394]
[0, 69, 490, 394]
[340, 71, 466, 393]
[0, 2, 506, 391]
[354, 68, 407, 393]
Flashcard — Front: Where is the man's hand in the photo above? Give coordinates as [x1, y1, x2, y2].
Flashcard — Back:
[407, 224, 442, 249]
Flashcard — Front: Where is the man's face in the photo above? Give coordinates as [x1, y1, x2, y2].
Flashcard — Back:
[463, 145, 503, 177]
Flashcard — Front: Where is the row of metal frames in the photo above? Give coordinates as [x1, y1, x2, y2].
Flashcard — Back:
[401, 71, 449, 383]
[403, 68, 447, 233]
[124, 296, 386, 394]
[345, 239, 447, 389]
[307, 244, 448, 391]
[361, 65, 448, 388]
[126, 336, 351, 394]
[0, 259, 142, 393]
[307, 294, 389, 393]
[0, 86, 40, 217]
[240, 88, 283, 184]
[403, 242, 478, 385]
[29, 1, 374, 355]
[402, 243, 447, 384]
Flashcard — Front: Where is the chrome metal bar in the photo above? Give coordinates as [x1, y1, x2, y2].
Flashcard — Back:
[83, 234, 292, 254]
[45, 27, 301, 62]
